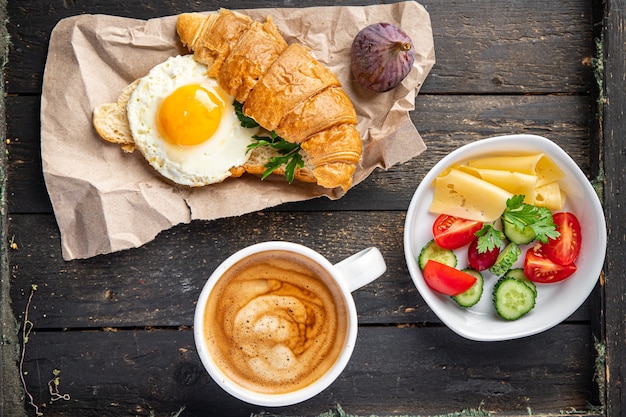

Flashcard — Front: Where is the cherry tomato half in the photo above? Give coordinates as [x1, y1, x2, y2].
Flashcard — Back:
[467, 236, 500, 271]
[432, 214, 483, 250]
[524, 244, 577, 283]
[543, 212, 582, 266]
[422, 260, 478, 296]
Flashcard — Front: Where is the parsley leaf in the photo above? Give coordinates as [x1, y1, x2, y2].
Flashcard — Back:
[233, 101, 260, 129]
[234, 101, 304, 183]
[475, 224, 505, 253]
[247, 131, 304, 183]
[502, 195, 560, 243]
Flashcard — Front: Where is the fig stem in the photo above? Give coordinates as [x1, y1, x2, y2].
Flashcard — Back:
[399, 42, 412, 52]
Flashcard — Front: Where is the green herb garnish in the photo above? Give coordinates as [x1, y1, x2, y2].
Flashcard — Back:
[501, 195, 560, 243]
[234, 101, 305, 183]
[247, 132, 304, 184]
[475, 223, 505, 253]
[233, 101, 259, 128]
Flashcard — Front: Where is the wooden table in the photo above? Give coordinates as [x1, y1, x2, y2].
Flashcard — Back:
[2, 0, 624, 416]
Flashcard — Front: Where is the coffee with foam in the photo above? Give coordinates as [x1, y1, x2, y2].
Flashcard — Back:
[203, 250, 349, 394]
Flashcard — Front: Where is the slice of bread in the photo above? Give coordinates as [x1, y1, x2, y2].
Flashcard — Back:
[92, 79, 140, 153]
[92, 80, 316, 183]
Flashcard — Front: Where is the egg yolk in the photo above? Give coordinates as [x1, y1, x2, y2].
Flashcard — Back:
[157, 84, 224, 146]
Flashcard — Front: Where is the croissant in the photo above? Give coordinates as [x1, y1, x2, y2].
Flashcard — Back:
[176, 10, 362, 191]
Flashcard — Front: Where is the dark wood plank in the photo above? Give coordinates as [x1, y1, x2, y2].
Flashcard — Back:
[18, 325, 596, 417]
[5, 96, 50, 214]
[425, 0, 595, 94]
[7, 211, 592, 329]
[0, 2, 18, 417]
[6, 94, 594, 214]
[600, 0, 626, 416]
[5, 0, 594, 95]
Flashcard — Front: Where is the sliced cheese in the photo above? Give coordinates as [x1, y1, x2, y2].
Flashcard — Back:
[534, 181, 566, 210]
[457, 166, 537, 204]
[429, 168, 513, 222]
[465, 153, 564, 186]
[465, 154, 542, 174]
[534, 155, 565, 187]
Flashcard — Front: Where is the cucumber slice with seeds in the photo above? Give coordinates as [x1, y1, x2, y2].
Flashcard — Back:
[502, 218, 536, 245]
[493, 275, 536, 320]
[504, 268, 537, 296]
[418, 239, 457, 271]
[452, 268, 484, 308]
[488, 241, 521, 277]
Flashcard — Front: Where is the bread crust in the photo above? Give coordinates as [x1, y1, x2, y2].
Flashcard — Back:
[92, 79, 140, 153]
[242, 43, 341, 132]
[301, 123, 362, 189]
[275, 86, 358, 143]
[178, 10, 253, 78]
[218, 18, 288, 103]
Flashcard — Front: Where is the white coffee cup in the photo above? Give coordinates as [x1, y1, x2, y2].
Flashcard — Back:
[194, 241, 386, 406]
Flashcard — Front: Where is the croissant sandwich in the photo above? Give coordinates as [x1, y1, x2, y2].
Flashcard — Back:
[93, 9, 362, 191]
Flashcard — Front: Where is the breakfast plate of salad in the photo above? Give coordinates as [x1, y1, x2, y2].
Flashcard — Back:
[403, 134, 606, 341]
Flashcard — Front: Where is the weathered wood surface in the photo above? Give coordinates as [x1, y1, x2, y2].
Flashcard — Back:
[2, 0, 615, 416]
[600, 1, 626, 417]
[19, 325, 595, 417]
[6, 0, 595, 95]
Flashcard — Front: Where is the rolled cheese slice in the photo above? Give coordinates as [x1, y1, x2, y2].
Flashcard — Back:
[456, 166, 537, 205]
[465, 154, 564, 187]
[534, 155, 566, 187]
[429, 168, 513, 222]
[534, 182, 566, 210]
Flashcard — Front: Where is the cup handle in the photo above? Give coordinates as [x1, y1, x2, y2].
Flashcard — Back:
[333, 247, 387, 292]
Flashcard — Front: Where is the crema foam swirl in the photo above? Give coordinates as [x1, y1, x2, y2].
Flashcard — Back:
[204, 250, 348, 394]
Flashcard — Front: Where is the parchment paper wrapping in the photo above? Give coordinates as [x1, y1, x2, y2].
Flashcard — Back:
[41, 1, 435, 260]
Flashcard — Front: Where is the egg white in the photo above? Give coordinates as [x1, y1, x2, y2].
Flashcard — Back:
[127, 54, 259, 186]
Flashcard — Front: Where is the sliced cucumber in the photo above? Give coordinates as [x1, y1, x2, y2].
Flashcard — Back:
[502, 217, 535, 245]
[452, 268, 484, 308]
[488, 241, 521, 277]
[418, 239, 457, 271]
[493, 275, 536, 320]
[504, 268, 537, 296]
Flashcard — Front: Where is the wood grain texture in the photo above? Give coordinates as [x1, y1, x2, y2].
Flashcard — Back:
[19, 326, 595, 417]
[0, 2, 21, 417]
[5, 0, 594, 95]
[600, 0, 626, 415]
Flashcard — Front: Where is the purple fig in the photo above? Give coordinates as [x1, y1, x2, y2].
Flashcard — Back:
[351, 23, 415, 92]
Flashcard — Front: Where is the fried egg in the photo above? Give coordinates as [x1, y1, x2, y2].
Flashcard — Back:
[127, 54, 259, 186]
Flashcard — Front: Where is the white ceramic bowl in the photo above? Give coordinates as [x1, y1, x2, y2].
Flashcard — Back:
[403, 134, 606, 341]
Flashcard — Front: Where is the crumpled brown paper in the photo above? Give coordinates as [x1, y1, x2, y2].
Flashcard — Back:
[41, 1, 435, 260]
